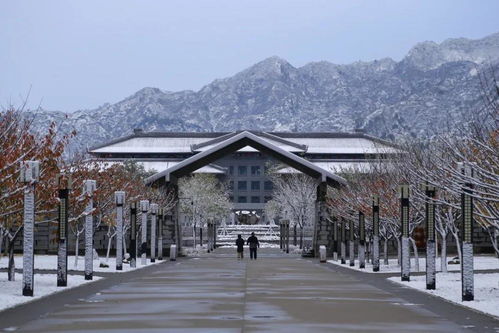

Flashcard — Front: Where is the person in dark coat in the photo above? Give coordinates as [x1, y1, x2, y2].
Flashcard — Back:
[247, 232, 260, 260]
[235, 234, 245, 259]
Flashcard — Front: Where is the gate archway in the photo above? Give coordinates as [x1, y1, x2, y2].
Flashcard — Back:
[145, 131, 347, 256]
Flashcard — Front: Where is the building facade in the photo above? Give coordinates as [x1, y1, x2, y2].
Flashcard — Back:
[89, 129, 397, 224]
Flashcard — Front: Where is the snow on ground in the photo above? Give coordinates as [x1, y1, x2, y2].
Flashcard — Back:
[327, 255, 499, 273]
[388, 273, 499, 319]
[0, 255, 164, 273]
[0, 274, 102, 312]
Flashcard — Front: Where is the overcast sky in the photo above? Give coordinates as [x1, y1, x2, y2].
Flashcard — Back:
[1, 1, 499, 111]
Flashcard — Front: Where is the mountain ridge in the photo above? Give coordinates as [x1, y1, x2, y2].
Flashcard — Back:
[27, 31, 499, 152]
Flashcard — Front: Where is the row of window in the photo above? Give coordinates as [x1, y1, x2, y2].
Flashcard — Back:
[229, 196, 272, 203]
[229, 165, 262, 176]
[229, 180, 273, 191]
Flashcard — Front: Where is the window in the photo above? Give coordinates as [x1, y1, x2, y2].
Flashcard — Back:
[238, 196, 247, 203]
[229, 181, 234, 190]
[229, 166, 234, 175]
[238, 181, 247, 190]
[251, 166, 261, 176]
[238, 166, 247, 176]
[251, 196, 260, 203]
[251, 181, 260, 190]
[264, 196, 272, 203]
[229, 196, 234, 202]
[264, 181, 273, 190]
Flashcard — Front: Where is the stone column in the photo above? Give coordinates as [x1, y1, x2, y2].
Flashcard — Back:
[372, 195, 380, 272]
[349, 218, 355, 267]
[280, 222, 283, 250]
[422, 184, 436, 290]
[83, 180, 96, 281]
[340, 218, 346, 264]
[314, 182, 328, 257]
[20, 161, 40, 296]
[56, 173, 71, 287]
[399, 185, 410, 282]
[158, 208, 164, 260]
[129, 202, 137, 268]
[115, 191, 125, 271]
[458, 163, 475, 301]
[207, 221, 212, 253]
[150, 203, 158, 263]
[140, 200, 150, 265]
[358, 211, 366, 269]
[333, 217, 338, 261]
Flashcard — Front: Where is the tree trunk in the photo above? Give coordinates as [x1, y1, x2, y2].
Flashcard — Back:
[410, 238, 419, 272]
[74, 233, 80, 268]
[451, 230, 462, 265]
[7, 237, 15, 281]
[193, 224, 197, 248]
[383, 239, 389, 265]
[299, 226, 304, 249]
[440, 235, 447, 273]
[106, 235, 113, 262]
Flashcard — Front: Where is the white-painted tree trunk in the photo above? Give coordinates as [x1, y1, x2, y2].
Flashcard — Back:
[74, 233, 80, 268]
[383, 239, 389, 265]
[409, 238, 419, 272]
[440, 235, 448, 273]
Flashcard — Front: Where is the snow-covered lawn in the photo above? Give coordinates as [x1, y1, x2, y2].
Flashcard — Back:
[0, 274, 102, 312]
[327, 255, 499, 273]
[388, 272, 499, 319]
[0, 255, 164, 273]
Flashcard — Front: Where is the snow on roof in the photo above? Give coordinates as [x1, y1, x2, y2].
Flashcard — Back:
[94, 160, 225, 174]
[90, 137, 215, 154]
[90, 131, 398, 155]
[195, 140, 304, 153]
[283, 137, 397, 154]
[277, 161, 373, 174]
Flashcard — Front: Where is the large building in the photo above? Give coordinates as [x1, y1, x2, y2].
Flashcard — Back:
[89, 129, 397, 224]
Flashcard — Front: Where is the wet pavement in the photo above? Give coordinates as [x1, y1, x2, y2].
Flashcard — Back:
[2, 248, 489, 332]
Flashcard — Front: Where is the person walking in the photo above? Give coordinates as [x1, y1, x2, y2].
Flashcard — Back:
[235, 234, 245, 260]
[247, 232, 260, 260]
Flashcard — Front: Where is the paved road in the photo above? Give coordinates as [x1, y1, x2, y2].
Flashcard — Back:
[3, 248, 496, 332]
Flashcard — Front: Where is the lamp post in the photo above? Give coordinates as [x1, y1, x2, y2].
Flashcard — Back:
[115, 191, 125, 271]
[83, 180, 96, 281]
[20, 161, 40, 296]
[129, 202, 137, 268]
[349, 218, 355, 267]
[150, 203, 158, 263]
[422, 184, 436, 290]
[140, 200, 150, 265]
[458, 163, 474, 301]
[158, 208, 164, 260]
[358, 211, 366, 269]
[372, 195, 380, 272]
[57, 173, 72, 286]
[399, 184, 410, 282]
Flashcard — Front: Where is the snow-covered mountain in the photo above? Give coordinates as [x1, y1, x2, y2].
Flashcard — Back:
[28, 32, 499, 151]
